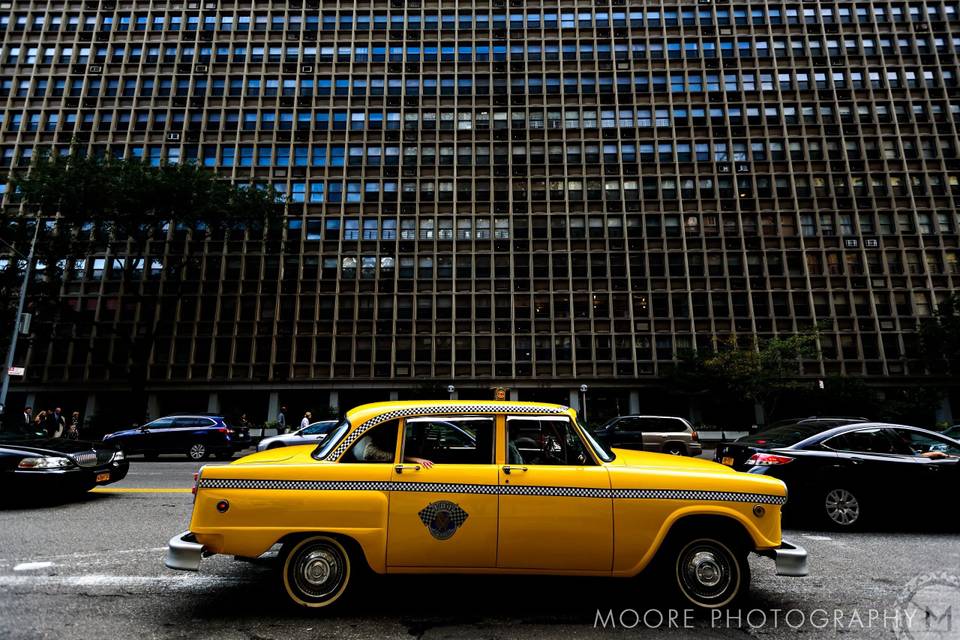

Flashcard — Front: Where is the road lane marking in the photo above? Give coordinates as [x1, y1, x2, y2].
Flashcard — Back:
[13, 562, 53, 571]
[90, 488, 192, 493]
[802, 535, 833, 541]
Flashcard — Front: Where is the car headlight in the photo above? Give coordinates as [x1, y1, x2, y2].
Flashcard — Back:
[17, 456, 76, 470]
[112, 449, 125, 462]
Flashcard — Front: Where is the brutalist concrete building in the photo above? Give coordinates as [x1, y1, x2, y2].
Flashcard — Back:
[2, 1, 959, 426]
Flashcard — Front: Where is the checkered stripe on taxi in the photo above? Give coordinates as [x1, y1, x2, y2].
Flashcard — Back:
[322, 403, 569, 461]
[198, 479, 785, 504]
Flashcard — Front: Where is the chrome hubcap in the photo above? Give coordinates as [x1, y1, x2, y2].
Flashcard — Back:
[825, 489, 860, 525]
[293, 545, 344, 599]
[678, 542, 734, 603]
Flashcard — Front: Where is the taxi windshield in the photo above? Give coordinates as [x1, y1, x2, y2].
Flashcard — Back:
[311, 420, 350, 459]
[576, 414, 615, 462]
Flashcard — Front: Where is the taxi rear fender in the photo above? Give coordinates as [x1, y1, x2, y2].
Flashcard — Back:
[627, 507, 775, 577]
[275, 530, 380, 574]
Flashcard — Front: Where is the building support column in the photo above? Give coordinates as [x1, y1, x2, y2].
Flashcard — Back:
[267, 391, 279, 423]
[753, 402, 766, 430]
[328, 390, 340, 417]
[24, 392, 36, 413]
[568, 389, 581, 412]
[936, 396, 954, 425]
[509, 389, 519, 401]
[628, 390, 640, 415]
[83, 394, 97, 426]
[207, 392, 220, 414]
[389, 391, 399, 401]
[146, 393, 160, 422]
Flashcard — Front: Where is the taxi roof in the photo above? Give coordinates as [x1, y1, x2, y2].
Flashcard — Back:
[344, 400, 573, 426]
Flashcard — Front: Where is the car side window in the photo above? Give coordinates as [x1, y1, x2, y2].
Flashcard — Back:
[891, 429, 960, 456]
[660, 419, 688, 433]
[402, 416, 495, 464]
[342, 420, 400, 463]
[507, 416, 594, 466]
[145, 418, 174, 429]
[303, 422, 334, 436]
[615, 418, 643, 433]
[825, 429, 901, 454]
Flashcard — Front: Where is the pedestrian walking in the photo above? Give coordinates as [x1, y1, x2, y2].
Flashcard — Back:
[300, 411, 311, 431]
[66, 411, 81, 440]
[22, 407, 32, 432]
[277, 406, 287, 433]
[52, 407, 65, 438]
[34, 410, 48, 436]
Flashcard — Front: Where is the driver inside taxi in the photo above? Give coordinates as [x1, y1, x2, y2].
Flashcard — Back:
[353, 428, 434, 468]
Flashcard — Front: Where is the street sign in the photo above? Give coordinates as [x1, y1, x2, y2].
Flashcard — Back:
[495, 387, 506, 400]
[7, 367, 25, 377]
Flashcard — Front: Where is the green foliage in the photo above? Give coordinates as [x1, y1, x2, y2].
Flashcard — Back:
[917, 293, 960, 377]
[669, 331, 820, 419]
[10, 150, 283, 248]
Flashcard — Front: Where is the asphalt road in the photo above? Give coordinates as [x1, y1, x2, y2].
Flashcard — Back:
[1, 456, 958, 640]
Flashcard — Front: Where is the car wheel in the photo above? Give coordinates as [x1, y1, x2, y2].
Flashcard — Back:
[187, 443, 208, 461]
[667, 535, 749, 609]
[823, 487, 862, 529]
[281, 535, 353, 609]
[663, 443, 686, 456]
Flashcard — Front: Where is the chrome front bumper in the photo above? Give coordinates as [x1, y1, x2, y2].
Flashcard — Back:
[758, 538, 809, 577]
[164, 531, 205, 571]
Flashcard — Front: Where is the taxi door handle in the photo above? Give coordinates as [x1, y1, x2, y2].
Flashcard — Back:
[395, 464, 421, 474]
[502, 465, 528, 474]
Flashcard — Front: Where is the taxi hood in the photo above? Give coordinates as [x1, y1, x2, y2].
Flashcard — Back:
[611, 448, 734, 473]
[230, 444, 329, 466]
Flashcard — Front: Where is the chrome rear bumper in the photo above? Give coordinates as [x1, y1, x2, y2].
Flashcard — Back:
[758, 538, 809, 577]
[164, 531, 205, 571]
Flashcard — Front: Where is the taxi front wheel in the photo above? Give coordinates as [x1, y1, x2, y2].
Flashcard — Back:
[281, 535, 354, 609]
[666, 535, 750, 609]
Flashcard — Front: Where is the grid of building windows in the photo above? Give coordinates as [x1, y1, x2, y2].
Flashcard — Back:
[2, 1, 959, 415]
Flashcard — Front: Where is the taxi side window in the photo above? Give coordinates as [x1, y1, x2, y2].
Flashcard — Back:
[507, 416, 594, 466]
[342, 420, 399, 463]
[403, 416, 495, 464]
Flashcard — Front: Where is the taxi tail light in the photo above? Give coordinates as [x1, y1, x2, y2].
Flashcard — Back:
[745, 453, 794, 466]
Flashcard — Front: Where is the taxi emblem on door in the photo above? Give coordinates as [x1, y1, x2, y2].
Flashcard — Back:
[418, 500, 469, 540]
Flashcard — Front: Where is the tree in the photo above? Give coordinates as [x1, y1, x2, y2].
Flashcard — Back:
[2, 150, 283, 417]
[668, 332, 820, 425]
[918, 293, 960, 377]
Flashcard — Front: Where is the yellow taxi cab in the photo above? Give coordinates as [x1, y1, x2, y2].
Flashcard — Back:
[165, 401, 807, 609]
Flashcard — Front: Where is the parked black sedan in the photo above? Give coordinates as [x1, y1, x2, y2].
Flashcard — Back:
[715, 422, 960, 529]
[0, 433, 128, 498]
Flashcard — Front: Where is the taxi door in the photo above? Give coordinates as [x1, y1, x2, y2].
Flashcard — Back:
[497, 415, 613, 572]
[386, 415, 499, 568]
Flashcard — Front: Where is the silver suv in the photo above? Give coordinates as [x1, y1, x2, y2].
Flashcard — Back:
[593, 415, 702, 456]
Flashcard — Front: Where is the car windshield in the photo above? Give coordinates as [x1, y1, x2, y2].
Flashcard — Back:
[737, 423, 830, 447]
[576, 414, 615, 462]
[311, 420, 351, 459]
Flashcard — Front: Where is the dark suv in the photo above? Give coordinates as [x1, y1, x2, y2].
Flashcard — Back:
[103, 415, 251, 461]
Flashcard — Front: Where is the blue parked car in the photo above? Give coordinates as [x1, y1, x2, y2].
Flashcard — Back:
[103, 414, 251, 461]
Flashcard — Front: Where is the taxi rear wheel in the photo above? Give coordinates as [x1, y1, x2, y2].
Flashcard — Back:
[666, 535, 749, 609]
[281, 535, 353, 609]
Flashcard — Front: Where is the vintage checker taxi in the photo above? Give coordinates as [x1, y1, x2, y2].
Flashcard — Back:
[165, 401, 807, 609]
